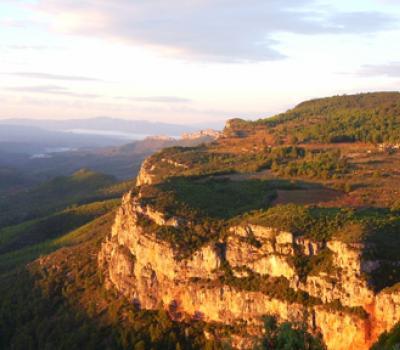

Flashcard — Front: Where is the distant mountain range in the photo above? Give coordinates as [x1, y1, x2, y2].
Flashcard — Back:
[0, 124, 126, 154]
[0, 124, 220, 182]
[0, 117, 226, 138]
[0, 117, 225, 156]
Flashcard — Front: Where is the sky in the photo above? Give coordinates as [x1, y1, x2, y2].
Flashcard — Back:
[0, 0, 400, 124]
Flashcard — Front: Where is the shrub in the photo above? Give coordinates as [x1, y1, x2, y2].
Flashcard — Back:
[255, 316, 326, 350]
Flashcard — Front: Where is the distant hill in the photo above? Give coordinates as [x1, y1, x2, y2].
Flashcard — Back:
[0, 169, 120, 229]
[0, 168, 35, 194]
[0, 131, 220, 181]
[0, 124, 127, 154]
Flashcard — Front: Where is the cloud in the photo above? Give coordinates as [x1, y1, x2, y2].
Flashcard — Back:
[8, 72, 103, 82]
[119, 96, 192, 103]
[6, 45, 47, 50]
[0, 18, 36, 28]
[358, 62, 400, 77]
[34, 0, 397, 63]
[4, 45, 61, 51]
[7, 85, 100, 98]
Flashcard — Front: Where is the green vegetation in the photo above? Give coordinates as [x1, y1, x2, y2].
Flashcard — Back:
[158, 177, 283, 219]
[0, 169, 134, 270]
[220, 265, 320, 306]
[245, 205, 355, 241]
[272, 149, 350, 179]
[0, 199, 119, 254]
[0, 169, 119, 229]
[141, 179, 400, 290]
[259, 92, 400, 144]
[147, 144, 351, 185]
[140, 214, 223, 260]
[288, 248, 334, 282]
[0, 211, 117, 274]
[138, 178, 307, 257]
[371, 322, 400, 350]
[0, 167, 35, 194]
[323, 300, 369, 320]
[245, 205, 398, 244]
[149, 146, 272, 180]
[255, 316, 325, 350]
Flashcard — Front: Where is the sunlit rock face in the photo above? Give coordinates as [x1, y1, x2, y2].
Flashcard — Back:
[136, 158, 157, 186]
[98, 191, 400, 350]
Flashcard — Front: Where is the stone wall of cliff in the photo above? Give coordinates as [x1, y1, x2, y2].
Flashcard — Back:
[98, 191, 400, 350]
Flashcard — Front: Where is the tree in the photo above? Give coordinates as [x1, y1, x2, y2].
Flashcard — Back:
[255, 316, 325, 350]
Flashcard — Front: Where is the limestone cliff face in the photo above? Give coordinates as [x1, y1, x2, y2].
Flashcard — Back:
[99, 192, 400, 350]
[226, 226, 296, 279]
[136, 158, 157, 186]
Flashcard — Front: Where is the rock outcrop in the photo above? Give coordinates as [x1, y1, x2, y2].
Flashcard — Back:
[136, 158, 157, 186]
[181, 129, 221, 140]
[98, 191, 400, 350]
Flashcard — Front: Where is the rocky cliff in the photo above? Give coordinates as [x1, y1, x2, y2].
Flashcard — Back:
[98, 190, 400, 350]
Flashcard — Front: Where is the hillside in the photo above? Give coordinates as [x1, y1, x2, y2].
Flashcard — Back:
[0, 167, 35, 195]
[1, 92, 400, 350]
[0, 169, 119, 229]
[226, 92, 400, 144]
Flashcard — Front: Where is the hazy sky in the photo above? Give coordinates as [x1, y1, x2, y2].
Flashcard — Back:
[1, 0, 400, 124]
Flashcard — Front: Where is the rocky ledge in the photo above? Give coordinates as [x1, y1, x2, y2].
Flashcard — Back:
[98, 191, 400, 350]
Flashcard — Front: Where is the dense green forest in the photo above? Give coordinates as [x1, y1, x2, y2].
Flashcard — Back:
[251, 92, 400, 144]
